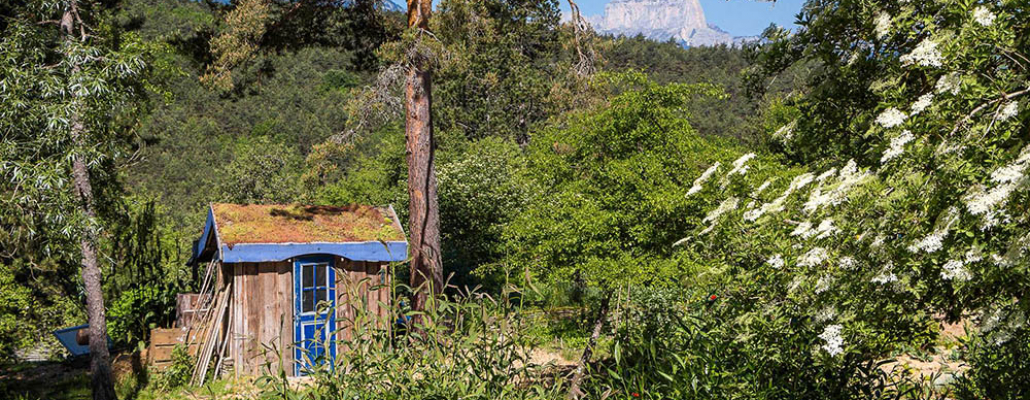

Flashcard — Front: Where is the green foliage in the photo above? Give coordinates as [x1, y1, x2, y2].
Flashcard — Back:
[152, 344, 194, 391]
[954, 324, 1030, 400]
[505, 77, 753, 290]
[438, 137, 530, 287]
[107, 286, 177, 350]
[257, 285, 563, 400]
[595, 286, 902, 399]
[431, 0, 565, 143]
[217, 135, 303, 204]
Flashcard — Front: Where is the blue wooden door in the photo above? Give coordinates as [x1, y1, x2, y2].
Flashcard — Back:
[294, 256, 336, 375]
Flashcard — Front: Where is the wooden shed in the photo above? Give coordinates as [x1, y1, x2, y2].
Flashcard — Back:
[186, 203, 407, 377]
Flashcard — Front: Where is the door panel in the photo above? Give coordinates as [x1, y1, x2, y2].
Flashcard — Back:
[294, 256, 335, 375]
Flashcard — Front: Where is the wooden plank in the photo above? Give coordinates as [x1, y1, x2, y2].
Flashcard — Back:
[379, 262, 389, 328]
[366, 262, 378, 327]
[149, 344, 200, 363]
[245, 263, 259, 374]
[233, 262, 243, 378]
[151, 328, 186, 344]
[277, 261, 293, 376]
[259, 262, 276, 366]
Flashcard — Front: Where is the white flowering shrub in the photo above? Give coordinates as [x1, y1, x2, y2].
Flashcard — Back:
[728, 0, 1030, 395]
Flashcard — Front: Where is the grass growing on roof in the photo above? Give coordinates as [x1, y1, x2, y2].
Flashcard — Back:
[211, 203, 405, 245]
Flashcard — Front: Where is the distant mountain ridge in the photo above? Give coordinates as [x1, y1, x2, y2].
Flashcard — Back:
[586, 0, 755, 47]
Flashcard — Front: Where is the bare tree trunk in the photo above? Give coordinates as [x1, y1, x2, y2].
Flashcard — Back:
[405, 0, 442, 319]
[63, 6, 117, 400]
[567, 294, 610, 399]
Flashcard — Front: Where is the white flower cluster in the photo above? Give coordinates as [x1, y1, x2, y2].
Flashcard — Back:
[687, 162, 721, 196]
[773, 120, 797, 141]
[900, 38, 943, 68]
[819, 324, 845, 356]
[792, 219, 839, 239]
[703, 197, 739, 224]
[872, 263, 898, 284]
[803, 160, 869, 213]
[815, 275, 834, 293]
[911, 93, 933, 115]
[936, 73, 962, 95]
[815, 306, 837, 323]
[798, 247, 829, 267]
[908, 230, 947, 253]
[881, 130, 915, 163]
[744, 172, 816, 221]
[728, 153, 757, 176]
[754, 179, 773, 196]
[721, 154, 757, 189]
[965, 146, 1030, 226]
[941, 259, 972, 281]
[838, 256, 858, 270]
[876, 108, 908, 128]
[998, 101, 1019, 121]
[874, 12, 892, 39]
[767, 254, 785, 269]
[973, 6, 996, 26]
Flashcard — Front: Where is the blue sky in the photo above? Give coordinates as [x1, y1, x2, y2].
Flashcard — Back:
[560, 0, 806, 37]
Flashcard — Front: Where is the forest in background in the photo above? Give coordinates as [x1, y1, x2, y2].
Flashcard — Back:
[3, 0, 1029, 399]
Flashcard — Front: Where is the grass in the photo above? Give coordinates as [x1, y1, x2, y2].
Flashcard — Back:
[1, 358, 243, 400]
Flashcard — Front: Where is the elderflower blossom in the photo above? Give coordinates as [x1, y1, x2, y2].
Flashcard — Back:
[900, 38, 943, 68]
[998, 101, 1019, 121]
[838, 256, 858, 270]
[773, 120, 797, 141]
[911, 93, 933, 115]
[876, 108, 907, 128]
[936, 73, 962, 95]
[745, 173, 816, 221]
[792, 221, 815, 238]
[872, 270, 898, 284]
[727, 153, 757, 177]
[973, 6, 996, 26]
[687, 162, 721, 196]
[816, 168, 837, 182]
[754, 179, 772, 196]
[815, 219, 839, 239]
[881, 130, 915, 163]
[908, 230, 947, 253]
[941, 259, 972, 281]
[816, 306, 837, 322]
[798, 247, 829, 267]
[966, 148, 1030, 221]
[704, 197, 739, 223]
[767, 254, 785, 269]
[819, 324, 845, 356]
[815, 275, 834, 293]
[965, 250, 983, 264]
[874, 12, 891, 39]
[991, 163, 1026, 184]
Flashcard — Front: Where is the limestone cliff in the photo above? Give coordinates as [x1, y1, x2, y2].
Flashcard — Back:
[587, 0, 741, 47]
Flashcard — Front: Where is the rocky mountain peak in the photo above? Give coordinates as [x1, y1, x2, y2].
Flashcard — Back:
[587, 0, 741, 47]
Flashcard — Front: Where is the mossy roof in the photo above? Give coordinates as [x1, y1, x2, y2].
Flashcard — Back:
[210, 203, 406, 246]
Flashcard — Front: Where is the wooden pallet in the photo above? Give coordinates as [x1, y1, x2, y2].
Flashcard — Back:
[146, 327, 200, 369]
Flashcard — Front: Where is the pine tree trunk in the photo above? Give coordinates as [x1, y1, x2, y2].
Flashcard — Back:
[71, 126, 118, 400]
[64, 6, 117, 399]
[567, 294, 610, 399]
[405, 0, 442, 319]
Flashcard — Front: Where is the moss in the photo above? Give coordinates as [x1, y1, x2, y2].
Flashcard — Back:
[212, 203, 405, 245]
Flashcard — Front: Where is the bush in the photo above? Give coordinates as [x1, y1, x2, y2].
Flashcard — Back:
[151, 344, 194, 391]
[954, 321, 1030, 400]
[257, 283, 563, 400]
[108, 286, 177, 350]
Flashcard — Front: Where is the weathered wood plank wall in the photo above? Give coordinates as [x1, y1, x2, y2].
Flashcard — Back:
[223, 258, 392, 377]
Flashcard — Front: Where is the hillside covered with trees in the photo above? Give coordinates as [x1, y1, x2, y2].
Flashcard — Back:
[1, 0, 1028, 399]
